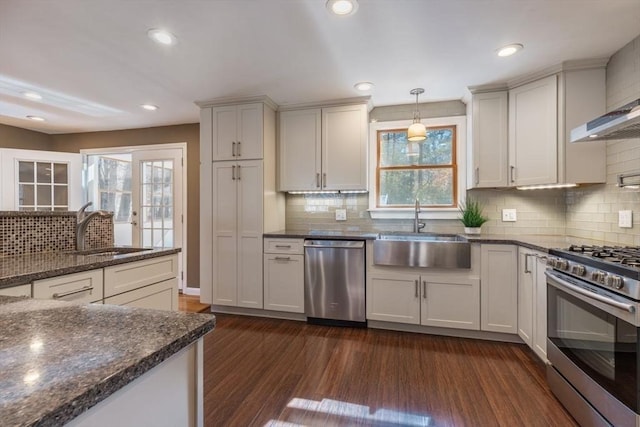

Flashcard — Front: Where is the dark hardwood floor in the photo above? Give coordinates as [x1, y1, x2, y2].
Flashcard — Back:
[203, 315, 577, 427]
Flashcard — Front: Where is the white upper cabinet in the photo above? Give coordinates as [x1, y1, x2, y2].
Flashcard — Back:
[204, 103, 264, 161]
[278, 102, 368, 191]
[508, 75, 559, 187]
[467, 91, 509, 188]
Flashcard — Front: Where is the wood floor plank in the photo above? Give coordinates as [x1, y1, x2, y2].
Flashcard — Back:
[204, 315, 578, 427]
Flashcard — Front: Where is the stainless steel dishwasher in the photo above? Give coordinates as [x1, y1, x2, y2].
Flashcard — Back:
[304, 239, 366, 326]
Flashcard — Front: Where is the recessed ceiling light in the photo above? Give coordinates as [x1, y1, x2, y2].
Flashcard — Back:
[354, 81, 374, 91]
[23, 91, 42, 100]
[589, 134, 599, 138]
[326, 0, 358, 16]
[497, 43, 524, 57]
[26, 115, 45, 121]
[141, 104, 158, 111]
[147, 28, 177, 46]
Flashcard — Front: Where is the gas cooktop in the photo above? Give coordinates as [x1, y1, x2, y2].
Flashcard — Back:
[549, 245, 640, 281]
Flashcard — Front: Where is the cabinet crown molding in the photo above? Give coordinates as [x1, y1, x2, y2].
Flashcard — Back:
[195, 95, 278, 110]
[277, 96, 371, 112]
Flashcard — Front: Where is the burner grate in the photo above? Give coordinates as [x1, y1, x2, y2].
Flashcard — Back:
[567, 245, 640, 270]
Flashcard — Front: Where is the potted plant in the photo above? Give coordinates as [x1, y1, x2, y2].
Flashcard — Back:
[458, 197, 488, 234]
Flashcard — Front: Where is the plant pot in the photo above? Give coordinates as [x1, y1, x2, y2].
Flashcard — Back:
[464, 227, 482, 235]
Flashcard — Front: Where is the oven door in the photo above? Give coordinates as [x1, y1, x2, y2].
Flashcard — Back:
[546, 269, 639, 426]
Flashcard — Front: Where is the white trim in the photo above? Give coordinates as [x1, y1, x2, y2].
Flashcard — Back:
[368, 116, 467, 220]
[182, 286, 200, 296]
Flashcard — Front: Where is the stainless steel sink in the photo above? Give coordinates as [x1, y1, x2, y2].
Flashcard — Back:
[67, 247, 152, 256]
[374, 233, 471, 269]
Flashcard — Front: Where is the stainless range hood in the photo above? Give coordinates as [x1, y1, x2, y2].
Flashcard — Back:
[570, 98, 640, 142]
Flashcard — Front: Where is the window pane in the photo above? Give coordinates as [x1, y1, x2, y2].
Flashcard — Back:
[379, 168, 454, 206]
[36, 163, 52, 183]
[37, 184, 52, 205]
[420, 128, 453, 165]
[19, 162, 34, 183]
[54, 186, 68, 205]
[53, 163, 68, 183]
[379, 131, 413, 167]
[19, 184, 34, 205]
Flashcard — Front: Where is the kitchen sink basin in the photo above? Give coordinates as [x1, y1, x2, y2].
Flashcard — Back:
[374, 233, 471, 269]
[67, 247, 152, 256]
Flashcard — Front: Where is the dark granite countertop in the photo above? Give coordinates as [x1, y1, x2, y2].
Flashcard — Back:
[0, 248, 181, 290]
[264, 230, 379, 240]
[0, 295, 215, 427]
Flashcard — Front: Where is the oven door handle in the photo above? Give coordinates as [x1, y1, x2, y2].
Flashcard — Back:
[546, 270, 635, 313]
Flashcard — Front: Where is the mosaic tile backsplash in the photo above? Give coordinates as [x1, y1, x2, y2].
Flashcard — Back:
[0, 211, 114, 257]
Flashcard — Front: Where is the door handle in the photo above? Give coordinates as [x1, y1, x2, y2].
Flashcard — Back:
[53, 286, 93, 299]
[232, 165, 236, 180]
[274, 256, 291, 261]
[237, 141, 241, 156]
[237, 165, 241, 180]
[510, 165, 515, 183]
[316, 173, 320, 188]
[322, 173, 327, 188]
[415, 280, 419, 298]
[232, 141, 236, 157]
[475, 167, 479, 185]
[423, 280, 427, 299]
[524, 253, 531, 273]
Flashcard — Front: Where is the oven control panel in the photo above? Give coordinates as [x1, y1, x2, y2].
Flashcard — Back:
[547, 256, 633, 297]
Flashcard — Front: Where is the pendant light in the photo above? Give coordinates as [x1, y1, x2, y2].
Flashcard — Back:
[408, 88, 427, 142]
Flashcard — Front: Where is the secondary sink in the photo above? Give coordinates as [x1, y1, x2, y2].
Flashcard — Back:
[374, 233, 471, 269]
[67, 247, 152, 256]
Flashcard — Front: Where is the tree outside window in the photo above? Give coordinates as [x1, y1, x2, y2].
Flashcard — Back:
[376, 126, 457, 207]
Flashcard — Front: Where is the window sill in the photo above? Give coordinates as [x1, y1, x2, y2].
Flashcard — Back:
[368, 208, 459, 220]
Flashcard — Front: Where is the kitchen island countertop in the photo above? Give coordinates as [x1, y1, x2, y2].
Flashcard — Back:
[0, 295, 215, 427]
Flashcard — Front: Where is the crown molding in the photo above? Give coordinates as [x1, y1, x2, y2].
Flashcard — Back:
[195, 95, 278, 110]
[277, 96, 372, 112]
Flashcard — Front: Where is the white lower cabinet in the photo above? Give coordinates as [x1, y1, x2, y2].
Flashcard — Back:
[33, 269, 103, 304]
[263, 238, 304, 313]
[480, 244, 518, 333]
[518, 248, 548, 361]
[0, 283, 32, 297]
[367, 271, 480, 330]
[104, 278, 178, 311]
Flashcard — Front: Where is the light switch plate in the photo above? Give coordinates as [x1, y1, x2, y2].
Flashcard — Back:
[619, 210, 633, 228]
[335, 209, 347, 221]
[502, 208, 517, 222]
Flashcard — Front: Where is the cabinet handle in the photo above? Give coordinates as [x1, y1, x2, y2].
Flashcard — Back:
[475, 167, 479, 185]
[237, 141, 241, 156]
[232, 141, 236, 157]
[524, 253, 531, 273]
[275, 245, 292, 249]
[53, 285, 93, 299]
[237, 165, 241, 180]
[316, 173, 320, 188]
[322, 173, 327, 188]
[510, 165, 515, 183]
[415, 280, 419, 298]
[423, 280, 427, 299]
[232, 165, 236, 180]
[274, 256, 291, 261]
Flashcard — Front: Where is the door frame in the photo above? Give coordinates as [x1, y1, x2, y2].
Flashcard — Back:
[80, 143, 191, 294]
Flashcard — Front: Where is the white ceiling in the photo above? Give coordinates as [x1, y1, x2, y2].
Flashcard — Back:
[1, 0, 639, 135]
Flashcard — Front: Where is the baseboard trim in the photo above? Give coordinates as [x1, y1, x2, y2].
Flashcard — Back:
[210, 305, 306, 322]
[367, 320, 524, 343]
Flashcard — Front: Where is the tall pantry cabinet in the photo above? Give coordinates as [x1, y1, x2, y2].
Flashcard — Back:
[198, 97, 285, 308]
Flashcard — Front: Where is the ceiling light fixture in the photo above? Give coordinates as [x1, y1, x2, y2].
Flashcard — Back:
[26, 115, 45, 121]
[354, 81, 374, 91]
[141, 104, 158, 111]
[147, 28, 177, 46]
[407, 88, 427, 142]
[497, 43, 524, 57]
[23, 91, 42, 100]
[326, 0, 359, 16]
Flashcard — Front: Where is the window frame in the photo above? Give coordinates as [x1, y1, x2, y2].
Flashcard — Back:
[368, 116, 468, 220]
[376, 125, 458, 208]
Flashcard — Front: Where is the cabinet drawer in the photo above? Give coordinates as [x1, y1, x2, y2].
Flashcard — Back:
[104, 255, 178, 298]
[33, 269, 103, 303]
[264, 238, 304, 255]
[104, 278, 178, 311]
[0, 283, 32, 297]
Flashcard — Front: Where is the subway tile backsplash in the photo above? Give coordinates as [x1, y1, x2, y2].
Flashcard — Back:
[0, 211, 114, 257]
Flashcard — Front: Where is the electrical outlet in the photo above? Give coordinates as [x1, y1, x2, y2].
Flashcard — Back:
[502, 209, 517, 222]
[619, 210, 633, 228]
[335, 209, 347, 221]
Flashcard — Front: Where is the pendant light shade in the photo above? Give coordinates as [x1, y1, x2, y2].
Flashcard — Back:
[408, 88, 426, 142]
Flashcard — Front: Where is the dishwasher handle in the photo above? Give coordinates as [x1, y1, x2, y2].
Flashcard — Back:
[304, 240, 365, 249]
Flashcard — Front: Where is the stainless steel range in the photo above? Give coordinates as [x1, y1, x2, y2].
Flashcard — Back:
[546, 244, 640, 427]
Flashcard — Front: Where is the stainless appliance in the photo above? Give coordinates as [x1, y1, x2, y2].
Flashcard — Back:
[571, 98, 640, 142]
[546, 245, 640, 427]
[304, 239, 366, 326]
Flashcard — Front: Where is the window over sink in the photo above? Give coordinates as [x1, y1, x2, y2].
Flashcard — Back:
[368, 116, 467, 220]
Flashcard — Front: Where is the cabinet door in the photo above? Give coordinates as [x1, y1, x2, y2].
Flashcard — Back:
[470, 92, 508, 188]
[263, 254, 304, 313]
[517, 249, 534, 346]
[421, 279, 480, 330]
[104, 278, 178, 311]
[367, 274, 420, 324]
[508, 75, 558, 186]
[211, 162, 238, 306]
[533, 255, 548, 361]
[236, 160, 263, 309]
[0, 283, 31, 297]
[480, 245, 518, 333]
[236, 103, 264, 160]
[278, 109, 321, 191]
[211, 106, 238, 161]
[322, 104, 368, 190]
